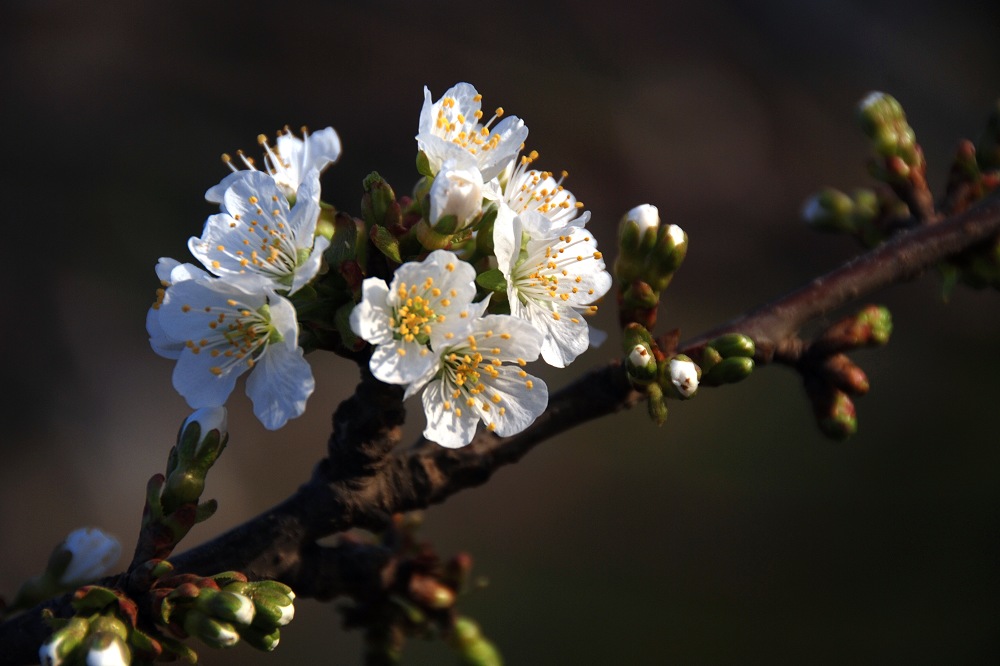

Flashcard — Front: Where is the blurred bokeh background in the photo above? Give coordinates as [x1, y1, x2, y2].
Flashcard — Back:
[3, 1, 999, 663]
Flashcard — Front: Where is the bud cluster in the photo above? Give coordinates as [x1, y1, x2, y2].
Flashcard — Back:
[801, 305, 893, 440]
[39, 586, 141, 666]
[615, 204, 688, 330]
[698, 333, 756, 387]
[150, 570, 295, 653]
[341, 513, 497, 664]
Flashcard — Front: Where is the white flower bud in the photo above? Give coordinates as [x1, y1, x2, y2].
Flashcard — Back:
[625, 204, 660, 236]
[628, 344, 653, 369]
[85, 634, 131, 666]
[182, 405, 227, 439]
[276, 600, 295, 626]
[665, 223, 686, 247]
[669, 358, 699, 398]
[429, 159, 484, 230]
[59, 528, 121, 587]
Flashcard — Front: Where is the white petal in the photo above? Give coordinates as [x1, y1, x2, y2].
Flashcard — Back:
[370, 341, 435, 385]
[245, 339, 314, 430]
[349, 279, 394, 344]
[481, 367, 548, 438]
[421, 378, 481, 448]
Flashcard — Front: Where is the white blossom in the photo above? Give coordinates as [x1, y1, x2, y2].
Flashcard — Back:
[349, 250, 482, 385]
[206, 126, 341, 203]
[191, 169, 329, 295]
[416, 82, 528, 181]
[147, 258, 210, 360]
[493, 210, 613, 367]
[407, 315, 548, 448]
[154, 273, 313, 430]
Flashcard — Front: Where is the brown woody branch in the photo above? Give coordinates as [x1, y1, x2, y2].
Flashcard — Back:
[1, 192, 998, 665]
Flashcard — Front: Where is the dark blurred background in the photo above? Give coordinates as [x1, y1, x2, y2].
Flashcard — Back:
[3, 1, 999, 663]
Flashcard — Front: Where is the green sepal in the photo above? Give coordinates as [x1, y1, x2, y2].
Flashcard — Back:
[370, 225, 402, 264]
[476, 269, 508, 293]
[70, 585, 120, 613]
[700, 345, 723, 373]
[416, 151, 435, 178]
[195, 499, 218, 524]
[238, 624, 281, 652]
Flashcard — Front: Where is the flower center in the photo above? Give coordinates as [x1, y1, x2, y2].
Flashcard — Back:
[434, 94, 506, 156]
[180, 298, 280, 376]
[505, 151, 585, 216]
[391, 280, 442, 344]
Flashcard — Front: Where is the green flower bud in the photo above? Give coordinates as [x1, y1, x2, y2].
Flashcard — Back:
[197, 588, 256, 626]
[449, 617, 503, 666]
[801, 187, 856, 233]
[184, 609, 240, 649]
[700, 356, 754, 386]
[39, 616, 89, 666]
[816, 390, 858, 441]
[237, 624, 281, 652]
[709, 333, 755, 359]
[857, 92, 922, 168]
[361, 172, 400, 230]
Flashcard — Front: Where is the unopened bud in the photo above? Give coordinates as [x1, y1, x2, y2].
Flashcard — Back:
[84, 632, 131, 666]
[184, 609, 240, 649]
[709, 333, 756, 359]
[816, 389, 858, 441]
[820, 354, 870, 396]
[429, 160, 484, 233]
[237, 624, 282, 652]
[802, 187, 855, 233]
[449, 617, 503, 666]
[197, 588, 256, 626]
[361, 172, 401, 230]
[668, 355, 699, 399]
[39, 616, 89, 666]
[626, 343, 657, 386]
[700, 356, 754, 386]
[409, 573, 457, 610]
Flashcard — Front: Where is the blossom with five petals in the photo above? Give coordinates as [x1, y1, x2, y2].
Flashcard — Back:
[406, 314, 548, 448]
[493, 210, 613, 367]
[150, 272, 313, 430]
[190, 169, 329, 295]
[349, 250, 482, 386]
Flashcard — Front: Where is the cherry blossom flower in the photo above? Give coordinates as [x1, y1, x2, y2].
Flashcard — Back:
[146, 258, 210, 360]
[190, 169, 329, 295]
[153, 273, 313, 430]
[416, 82, 528, 181]
[493, 210, 613, 367]
[406, 314, 548, 448]
[206, 126, 341, 203]
[495, 149, 590, 231]
[350, 250, 482, 385]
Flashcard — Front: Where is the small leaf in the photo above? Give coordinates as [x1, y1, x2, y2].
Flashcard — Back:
[476, 269, 507, 293]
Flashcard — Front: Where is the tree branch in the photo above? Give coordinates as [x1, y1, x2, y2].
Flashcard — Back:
[2, 192, 998, 665]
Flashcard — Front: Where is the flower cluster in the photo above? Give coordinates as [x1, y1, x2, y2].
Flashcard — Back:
[148, 128, 339, 429]
[147, 83, 613, 446]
